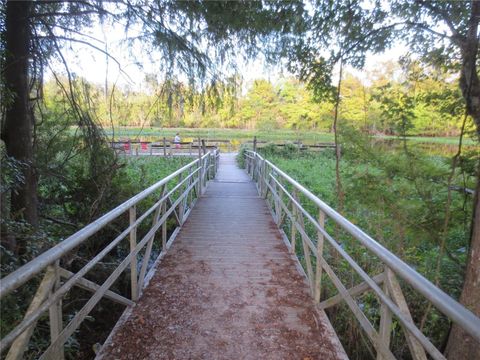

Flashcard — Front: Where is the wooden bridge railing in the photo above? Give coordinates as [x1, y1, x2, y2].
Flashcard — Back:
[0, 149, 220, 359]
[111, 139, 227, 156]
[244, 150, 480, 360]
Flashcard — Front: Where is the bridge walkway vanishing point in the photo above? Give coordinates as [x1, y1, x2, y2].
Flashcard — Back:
[97, 154, 347, 359]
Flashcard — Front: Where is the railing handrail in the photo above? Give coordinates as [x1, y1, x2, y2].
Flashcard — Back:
[0, 151, 212, 299]
[245, 150, 480, 343]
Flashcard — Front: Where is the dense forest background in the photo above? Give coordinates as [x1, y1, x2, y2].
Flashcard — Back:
[46, 59, 472, 138]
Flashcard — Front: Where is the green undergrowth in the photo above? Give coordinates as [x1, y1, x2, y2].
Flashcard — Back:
[1, 154, 194, 359]
[254, 136, 475, 359]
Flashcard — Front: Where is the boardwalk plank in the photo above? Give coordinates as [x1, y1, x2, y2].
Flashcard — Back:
[97, 154, 347, 360]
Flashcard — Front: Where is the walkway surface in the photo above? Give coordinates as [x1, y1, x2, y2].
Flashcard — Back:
[97, 154, 346, 360]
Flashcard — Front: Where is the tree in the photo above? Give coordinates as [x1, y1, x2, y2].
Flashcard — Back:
[1, 0, 306, 251]
[291, 0, 480, 357]
[2, 2, 37, 229]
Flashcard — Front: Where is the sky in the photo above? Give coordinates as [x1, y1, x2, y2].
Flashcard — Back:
[48, 15, 408, 93]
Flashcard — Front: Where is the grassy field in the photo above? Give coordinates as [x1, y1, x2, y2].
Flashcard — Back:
[103, 127, 477, 146]
[104, 127, 333, 143]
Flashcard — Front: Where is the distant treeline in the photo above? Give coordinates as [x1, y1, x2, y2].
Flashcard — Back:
[44, 60, 473, 137]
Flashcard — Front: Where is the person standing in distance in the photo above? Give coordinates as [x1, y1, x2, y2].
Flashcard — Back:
[174, 133, 181, 149]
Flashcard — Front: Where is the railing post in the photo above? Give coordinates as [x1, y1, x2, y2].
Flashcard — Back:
[212, 152, 217, 178]
[48, 260, 64, 360]
[198, 138, 203, 196]
[257, 157, 263, 195]
[178, 172, 184, 224]
[163, 137, 167, 157]
[129, 205, 138, 301]
[315, 209, 325, 303]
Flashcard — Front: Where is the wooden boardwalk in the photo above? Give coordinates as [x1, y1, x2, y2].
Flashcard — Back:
[97, 154, 346, 360]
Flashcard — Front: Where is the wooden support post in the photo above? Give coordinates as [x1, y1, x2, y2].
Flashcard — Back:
[163, 137, 167, 157]
[377, 267, 393, 360]
[48, 260, 64, 360]
[315, 210, 325, 303]
[385, 270, 427, 360]
[6, 267, 56, 360]
[253, 136, 257, 153]
[201, 139, 207, 155]
[129, 206, 138, 301]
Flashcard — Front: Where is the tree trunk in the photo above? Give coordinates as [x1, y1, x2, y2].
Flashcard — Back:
[445, 1, 480, 357]
[2, 1, 38, 231]
[445, 173, 480, 358]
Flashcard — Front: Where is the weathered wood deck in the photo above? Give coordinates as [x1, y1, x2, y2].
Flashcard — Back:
[97, 154, 346, 359]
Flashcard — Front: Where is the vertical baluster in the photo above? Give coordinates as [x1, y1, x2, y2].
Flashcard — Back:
[261, 160, 268, 198]
[296, 196, 314, 293]
[257, 157, 263, 195]
[252, 154, 256, 182]
[290, 189, 298, 255]
[274, 177, 282, 225]
[162, 192, 167, 251]
[129, 205, 138, 301]
[187, 167, 193, 210]
[315, 209, 326, 303]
